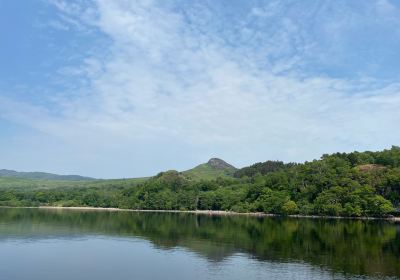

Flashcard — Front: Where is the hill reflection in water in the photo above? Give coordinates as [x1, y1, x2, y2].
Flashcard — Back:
[0, 208, 399, 278]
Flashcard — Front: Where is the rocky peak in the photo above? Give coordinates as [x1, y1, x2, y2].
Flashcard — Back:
[207, 158, 236, 170]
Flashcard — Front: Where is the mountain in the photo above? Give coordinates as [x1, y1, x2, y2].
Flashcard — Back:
[182, 158, 237, 180]
[0, 169, 95, 181]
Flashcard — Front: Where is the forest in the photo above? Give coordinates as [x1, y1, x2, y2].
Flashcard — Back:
[0, 146, 399, 217]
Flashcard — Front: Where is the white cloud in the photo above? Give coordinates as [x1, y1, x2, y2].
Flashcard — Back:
[1, 0, 399, 177]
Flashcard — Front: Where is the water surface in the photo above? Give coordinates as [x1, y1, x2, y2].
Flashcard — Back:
[0, 208, 399, 280]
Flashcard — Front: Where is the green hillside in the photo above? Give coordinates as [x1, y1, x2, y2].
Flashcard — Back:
[0, 158, 235, 191]
[0, 169, 94, 181]
[0, 177, 148, 191]
[0, 147, 399, 217]
[182, 158, 237, 180]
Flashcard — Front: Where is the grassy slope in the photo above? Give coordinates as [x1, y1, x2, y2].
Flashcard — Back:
[182, 163, 236, 181]
[0, 177, 148, 190]
[0, 158, 236, 190]
[0, 169, 94, 181]
[0, 166, 234, 190]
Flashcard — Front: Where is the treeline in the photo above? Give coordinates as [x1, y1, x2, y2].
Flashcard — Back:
[1, 146, 400, 217]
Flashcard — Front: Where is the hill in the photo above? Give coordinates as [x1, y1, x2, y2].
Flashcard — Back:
[0, 147, 399, 217]
[0, 169, 95, 181]
[0, 157, 236, 190]
[0, 176, 148, 191]
[182, 158, 237, 180]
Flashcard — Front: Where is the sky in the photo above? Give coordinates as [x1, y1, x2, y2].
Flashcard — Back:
[0, 0, 400, 178]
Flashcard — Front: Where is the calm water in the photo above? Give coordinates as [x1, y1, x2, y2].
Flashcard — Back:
[0, 208, 399, 280]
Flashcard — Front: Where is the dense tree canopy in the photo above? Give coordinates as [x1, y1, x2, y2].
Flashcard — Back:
[1, 147, 400, 217]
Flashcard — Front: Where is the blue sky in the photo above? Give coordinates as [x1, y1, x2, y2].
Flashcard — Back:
[0, 0, 400, 178]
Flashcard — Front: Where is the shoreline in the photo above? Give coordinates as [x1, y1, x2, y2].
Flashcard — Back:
[1, 206, 399, 222]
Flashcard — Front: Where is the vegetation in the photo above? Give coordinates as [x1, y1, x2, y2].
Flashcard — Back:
[1, 147, 400, 217]
[0, 177, 147, 190]
[0, 169, 95, 181]
[182, 158, 236, 180]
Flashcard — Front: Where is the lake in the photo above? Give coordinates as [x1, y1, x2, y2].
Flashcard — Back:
[0, 208, 399, 280]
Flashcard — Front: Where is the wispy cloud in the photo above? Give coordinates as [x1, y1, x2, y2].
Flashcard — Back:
[0, 0, 399, 177]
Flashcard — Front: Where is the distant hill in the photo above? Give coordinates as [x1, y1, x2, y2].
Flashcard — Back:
[0, 158, 235, 190]
[182, 158, 237, 180]
[0, 169, 95, 181]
